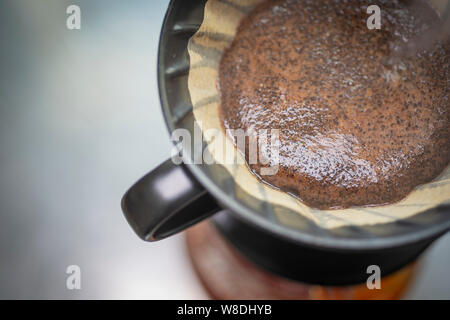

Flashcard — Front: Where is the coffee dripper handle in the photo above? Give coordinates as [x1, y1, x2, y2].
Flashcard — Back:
[121, 159, 221, 241]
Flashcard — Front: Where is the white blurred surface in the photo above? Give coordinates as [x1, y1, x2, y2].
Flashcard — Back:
[0, 0, 206, 299]
[0, 0, 447, 299]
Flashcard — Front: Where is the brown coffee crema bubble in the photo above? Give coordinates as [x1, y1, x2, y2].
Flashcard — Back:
[218, 0, 450, 210]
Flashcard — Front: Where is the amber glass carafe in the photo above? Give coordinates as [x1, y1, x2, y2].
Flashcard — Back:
[186, 221, 416, 300]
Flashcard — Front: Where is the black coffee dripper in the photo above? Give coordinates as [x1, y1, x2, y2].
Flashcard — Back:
[122, 0, 450, 285]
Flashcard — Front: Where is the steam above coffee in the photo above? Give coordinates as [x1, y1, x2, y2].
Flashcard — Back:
[218, 0, 450, 209]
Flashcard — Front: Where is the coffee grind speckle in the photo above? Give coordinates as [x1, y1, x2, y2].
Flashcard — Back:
[218, 0, 450, 210]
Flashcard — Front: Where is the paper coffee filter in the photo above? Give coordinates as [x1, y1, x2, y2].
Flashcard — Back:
[187, 0, 450, 229]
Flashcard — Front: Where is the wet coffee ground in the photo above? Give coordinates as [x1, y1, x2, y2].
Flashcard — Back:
[219, 0, 449, 209]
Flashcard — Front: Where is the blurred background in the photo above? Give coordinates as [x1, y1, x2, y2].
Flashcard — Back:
[0, 0, 448, 299]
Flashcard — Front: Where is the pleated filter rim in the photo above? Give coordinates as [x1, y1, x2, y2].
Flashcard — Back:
[187, 0, 450, 229]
